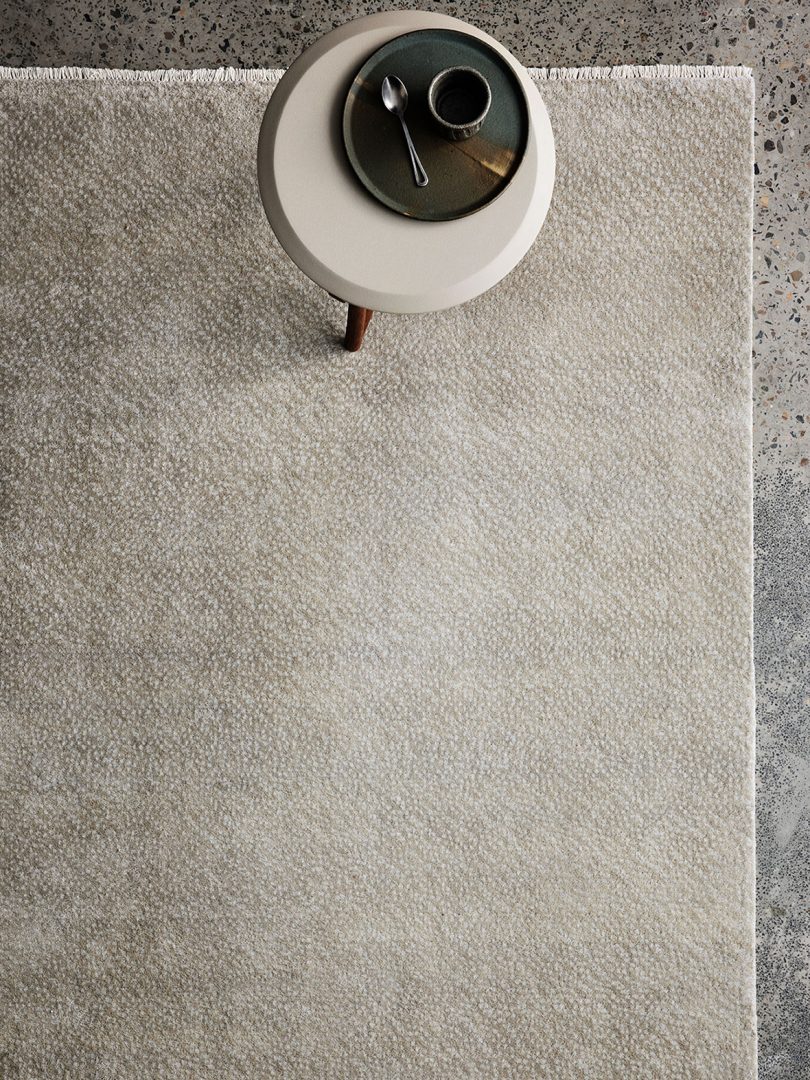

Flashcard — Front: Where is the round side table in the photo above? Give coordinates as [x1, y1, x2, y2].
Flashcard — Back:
[257, 10, 555, 350]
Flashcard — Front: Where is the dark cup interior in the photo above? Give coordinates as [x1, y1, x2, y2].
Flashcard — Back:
[433, 70, 489, 126]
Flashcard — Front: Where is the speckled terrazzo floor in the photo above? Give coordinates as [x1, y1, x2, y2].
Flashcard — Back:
[1, 2, 807, 1076]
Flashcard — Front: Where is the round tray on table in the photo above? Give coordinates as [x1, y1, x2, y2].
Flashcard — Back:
[342, 29, 530, 222]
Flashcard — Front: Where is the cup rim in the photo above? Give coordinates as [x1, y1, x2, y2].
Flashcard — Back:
[427, 65, 492, 131]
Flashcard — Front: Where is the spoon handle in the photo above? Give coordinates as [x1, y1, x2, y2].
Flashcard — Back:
[399, 117, 429, 188]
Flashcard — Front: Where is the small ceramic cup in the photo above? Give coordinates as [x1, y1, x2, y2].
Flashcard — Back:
[427, 66, 492, 141]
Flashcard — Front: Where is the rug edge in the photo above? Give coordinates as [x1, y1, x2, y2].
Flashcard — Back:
[531, 64, 752, 80]
[0, 63, 753, 83]
[0, 66, 285, 83]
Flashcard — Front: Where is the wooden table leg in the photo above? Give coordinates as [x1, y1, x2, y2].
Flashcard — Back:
[344, 304, 373, 351]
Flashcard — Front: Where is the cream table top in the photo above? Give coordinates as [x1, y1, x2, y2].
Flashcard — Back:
[257, 11, 555, 314]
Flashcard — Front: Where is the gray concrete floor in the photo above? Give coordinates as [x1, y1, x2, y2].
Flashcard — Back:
[2, 1, 807, 1075]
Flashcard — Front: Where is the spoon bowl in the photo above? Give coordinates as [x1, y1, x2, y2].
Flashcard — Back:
[381, 74, 408, 117]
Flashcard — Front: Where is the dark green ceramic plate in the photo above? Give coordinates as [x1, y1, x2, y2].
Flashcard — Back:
[342, 29, 530, 221]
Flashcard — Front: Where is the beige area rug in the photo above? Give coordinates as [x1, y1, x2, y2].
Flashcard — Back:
[0, 65, 755, 1078]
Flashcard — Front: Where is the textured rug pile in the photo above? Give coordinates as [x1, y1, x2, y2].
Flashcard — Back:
[0, 65, 755, 1077]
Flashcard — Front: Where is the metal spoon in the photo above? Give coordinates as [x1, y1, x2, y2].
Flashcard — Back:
[381, 75, 429, 188]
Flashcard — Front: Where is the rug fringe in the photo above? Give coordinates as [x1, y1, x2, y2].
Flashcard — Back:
[0, 65, 283, 83]
[0, 63, 751, 84]
[529, 64, 752, 80]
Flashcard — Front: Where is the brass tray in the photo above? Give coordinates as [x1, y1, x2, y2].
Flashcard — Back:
[342, 29, 530, 221]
